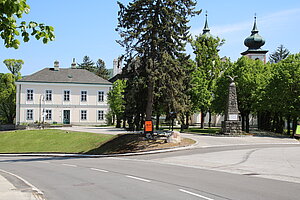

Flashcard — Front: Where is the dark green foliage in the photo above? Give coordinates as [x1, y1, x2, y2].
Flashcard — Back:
[95, 59, 109, 80]
[78, 56, 95, 71]
[78, 56, 109, 80]
[269, 45, 290, 63]
[0, 73, 17, 124]
[117, 0, 200, 123]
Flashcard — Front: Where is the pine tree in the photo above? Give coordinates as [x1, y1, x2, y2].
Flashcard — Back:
[78, 56, 95, 72]
[269, 44, 290, 63]
[95, 59, 109, 80]
[117, 0, 200, 122]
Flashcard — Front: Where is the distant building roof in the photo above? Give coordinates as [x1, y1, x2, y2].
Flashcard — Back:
[17, 68, 112, 85]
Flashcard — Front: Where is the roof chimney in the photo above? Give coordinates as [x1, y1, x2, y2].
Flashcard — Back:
[71, 58, 77, 69]
[54, 60, 59, 71]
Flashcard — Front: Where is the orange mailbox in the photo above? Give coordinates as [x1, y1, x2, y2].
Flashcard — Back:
[144, 120, 153, 133]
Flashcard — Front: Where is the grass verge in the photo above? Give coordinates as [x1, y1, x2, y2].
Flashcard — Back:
[0, 129, 115, 153]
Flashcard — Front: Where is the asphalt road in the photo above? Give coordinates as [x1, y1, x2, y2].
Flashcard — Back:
[1, 144, 300, 200]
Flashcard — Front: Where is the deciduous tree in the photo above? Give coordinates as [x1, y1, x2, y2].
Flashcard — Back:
[0, 0, 55, 49]
[3, 59, 24, 77]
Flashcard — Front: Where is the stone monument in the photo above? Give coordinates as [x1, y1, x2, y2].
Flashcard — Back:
[221, 76, 242, 134]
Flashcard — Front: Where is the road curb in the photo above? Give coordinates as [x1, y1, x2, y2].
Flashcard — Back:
[0, 139, 199, 158]
[0, 169, 45, 200]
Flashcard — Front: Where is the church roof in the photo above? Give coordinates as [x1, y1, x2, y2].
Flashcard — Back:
[243, 16, 266, 50]
[202, 11, 213, 37]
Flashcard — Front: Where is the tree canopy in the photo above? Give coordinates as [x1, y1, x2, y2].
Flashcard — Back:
[269, 44, 290, 63]
[3, 59, 23, 77]
[117, 0, 200, 122]
[0, 0, 55, 49]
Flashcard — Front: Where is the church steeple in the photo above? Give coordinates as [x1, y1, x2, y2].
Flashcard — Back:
[241, 14, 268, 64]
[202, 11, 211, 35]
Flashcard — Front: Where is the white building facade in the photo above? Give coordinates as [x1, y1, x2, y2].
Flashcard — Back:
[16, 63, 112, 125]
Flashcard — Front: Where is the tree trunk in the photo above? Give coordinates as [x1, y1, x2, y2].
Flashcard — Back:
[241, 113, 245, 131]
[287, 115, 291, 135]
[145, 82, 154, 121]
[292, 117, 298, 137]
[116, 116, 121, 128]
[112, 114, 115, 125]
[200, 112, 206, 129]
[208, 112, 212, 128]
[122, 116, 126, 128]
[185, 112, 189, 129]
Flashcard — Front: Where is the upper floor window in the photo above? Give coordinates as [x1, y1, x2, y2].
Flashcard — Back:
[81, 91, 87, 102]
[98, 110, 104, 120]
[26, 109, 33, 120]
[27, 89, 33, 101]
[45, 109, 52, 120]
[45, 90, 52, 101]
[64, 90, 70, 101]
[98, 91, 104, 102]
[81, 110, 87, 120]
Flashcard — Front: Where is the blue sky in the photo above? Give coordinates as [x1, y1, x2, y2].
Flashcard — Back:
[1, 0, 300, 75]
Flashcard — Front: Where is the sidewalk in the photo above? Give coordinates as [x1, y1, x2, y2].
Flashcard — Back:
[0, 171, 44, 200]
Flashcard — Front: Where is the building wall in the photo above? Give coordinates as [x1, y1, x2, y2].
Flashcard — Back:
[16, 82, 111, 125]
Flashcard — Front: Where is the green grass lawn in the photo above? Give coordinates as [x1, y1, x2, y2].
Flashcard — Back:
[187, 128, 220, 134]
[297, 125, 300, 135]
[0, 129, 115, 153]
[161, 127, 220, 134]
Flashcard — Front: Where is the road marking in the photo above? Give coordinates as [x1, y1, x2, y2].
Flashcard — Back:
[126, 175, 151, 183]
[179, 189, 214, 200]
[37, 161, 50, 164]
[90, 168, 109, 173]
[62, 164, 77, 167]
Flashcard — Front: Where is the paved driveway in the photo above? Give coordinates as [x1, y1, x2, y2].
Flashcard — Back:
[54, 126, 129, 135]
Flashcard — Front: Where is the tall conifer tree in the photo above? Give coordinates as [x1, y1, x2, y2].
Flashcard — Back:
[117, 0, 200, 121]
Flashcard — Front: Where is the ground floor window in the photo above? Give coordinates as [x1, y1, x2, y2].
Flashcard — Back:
[98, 110, 104, 120]
[27, 109, 33, 120]
[45, 109, 52, 120]
[81, 110, 87, 120]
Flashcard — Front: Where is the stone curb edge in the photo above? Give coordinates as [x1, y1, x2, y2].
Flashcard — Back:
[0, 169, 45, 200]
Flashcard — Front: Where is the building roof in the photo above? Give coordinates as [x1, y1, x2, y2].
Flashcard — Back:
[17, 68, 112, 85]
[243, 16, 266, 51]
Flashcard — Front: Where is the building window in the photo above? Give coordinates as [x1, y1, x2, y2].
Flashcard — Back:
[27, 109, 33, 120]
[27, 89, 33, 101]
[64, 90, 70, 101]
[81, 110, 87, 120]
[98, 91, 104, 102]
[81, 91, 87, 102]
[98, 110, 104, 120]
[45, 90, 52, 101]
[45, 109, 52, 120]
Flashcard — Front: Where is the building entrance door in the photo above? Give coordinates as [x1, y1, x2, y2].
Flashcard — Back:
[63, 110, 70, 124]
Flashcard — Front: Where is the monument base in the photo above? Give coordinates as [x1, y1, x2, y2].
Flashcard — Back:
[221, 120, 242, 135]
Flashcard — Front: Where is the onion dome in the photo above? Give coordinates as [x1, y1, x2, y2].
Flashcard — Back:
[244, 16, 265, 50]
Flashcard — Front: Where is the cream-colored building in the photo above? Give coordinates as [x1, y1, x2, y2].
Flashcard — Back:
[15, 62, 112, 125]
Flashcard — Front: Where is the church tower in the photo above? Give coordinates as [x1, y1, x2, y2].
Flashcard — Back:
[202, 11, 212, 37]
[241, 16, 268, 64]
